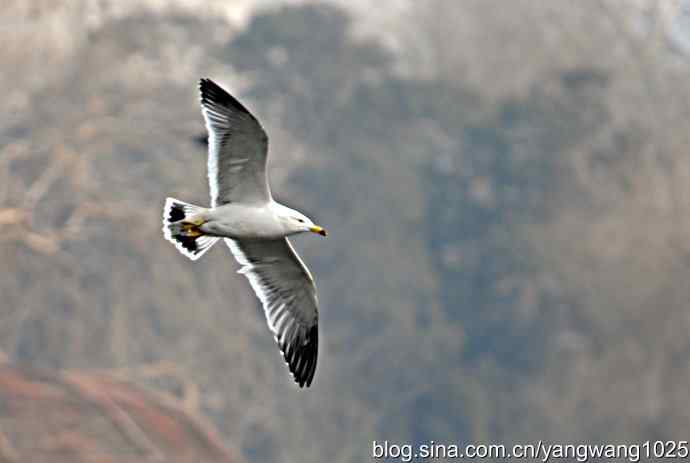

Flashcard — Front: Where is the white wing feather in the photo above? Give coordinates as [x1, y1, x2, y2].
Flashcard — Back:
[199, 78, 271, 207]
[225, 238, 319, 387]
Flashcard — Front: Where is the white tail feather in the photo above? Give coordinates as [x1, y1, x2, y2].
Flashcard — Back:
[162, 197, 219, 260]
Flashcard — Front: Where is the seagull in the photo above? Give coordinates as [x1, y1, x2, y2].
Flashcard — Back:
[162, 78, 327, 388]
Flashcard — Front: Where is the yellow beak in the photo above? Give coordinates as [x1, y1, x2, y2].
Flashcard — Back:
[310, 225, 327, 236]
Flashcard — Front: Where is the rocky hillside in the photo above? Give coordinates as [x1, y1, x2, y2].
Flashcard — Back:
[0, 363, 236, 463]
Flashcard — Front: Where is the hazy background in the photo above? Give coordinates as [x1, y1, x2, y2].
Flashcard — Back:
[2, 0, 690, 461]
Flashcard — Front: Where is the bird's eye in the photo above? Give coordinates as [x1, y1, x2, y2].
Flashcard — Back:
[296, 218, 305, 223]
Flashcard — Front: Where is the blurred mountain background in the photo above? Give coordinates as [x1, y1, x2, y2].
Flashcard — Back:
[2, 0, 690, 461]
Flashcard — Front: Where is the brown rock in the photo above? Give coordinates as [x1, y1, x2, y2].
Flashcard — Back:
[0, 365, 234, 463]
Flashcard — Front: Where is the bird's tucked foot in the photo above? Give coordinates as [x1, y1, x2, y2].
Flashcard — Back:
[181, 220, 204, 237]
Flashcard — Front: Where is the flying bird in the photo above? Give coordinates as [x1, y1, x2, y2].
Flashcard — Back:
[162, 79, 327, 388]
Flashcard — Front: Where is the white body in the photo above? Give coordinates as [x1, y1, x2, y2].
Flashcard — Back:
[199, 202, 314, 240]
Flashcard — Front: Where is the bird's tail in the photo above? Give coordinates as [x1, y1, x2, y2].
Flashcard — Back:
[162, 197, 219, 261]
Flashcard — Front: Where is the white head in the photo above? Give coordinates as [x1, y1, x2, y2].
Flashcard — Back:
[275, 204, 327, 237]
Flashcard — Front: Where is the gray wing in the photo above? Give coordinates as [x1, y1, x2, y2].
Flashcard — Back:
[199, 78, 271, 207]
[225, 238, 319, 387]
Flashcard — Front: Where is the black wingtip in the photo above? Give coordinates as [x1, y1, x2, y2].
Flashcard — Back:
[192, 134, 208, 147]
[198, 77, 254, 117]
[282, 325, 318, 388]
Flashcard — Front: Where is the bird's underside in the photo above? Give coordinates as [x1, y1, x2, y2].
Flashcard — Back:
[161, 78, 323, 388]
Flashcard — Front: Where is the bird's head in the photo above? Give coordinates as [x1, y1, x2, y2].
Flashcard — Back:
[278, 207, 327, 237]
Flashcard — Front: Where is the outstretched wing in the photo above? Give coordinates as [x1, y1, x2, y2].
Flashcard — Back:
[199, 78, 271, 207]
[226, 238, 319, 388]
